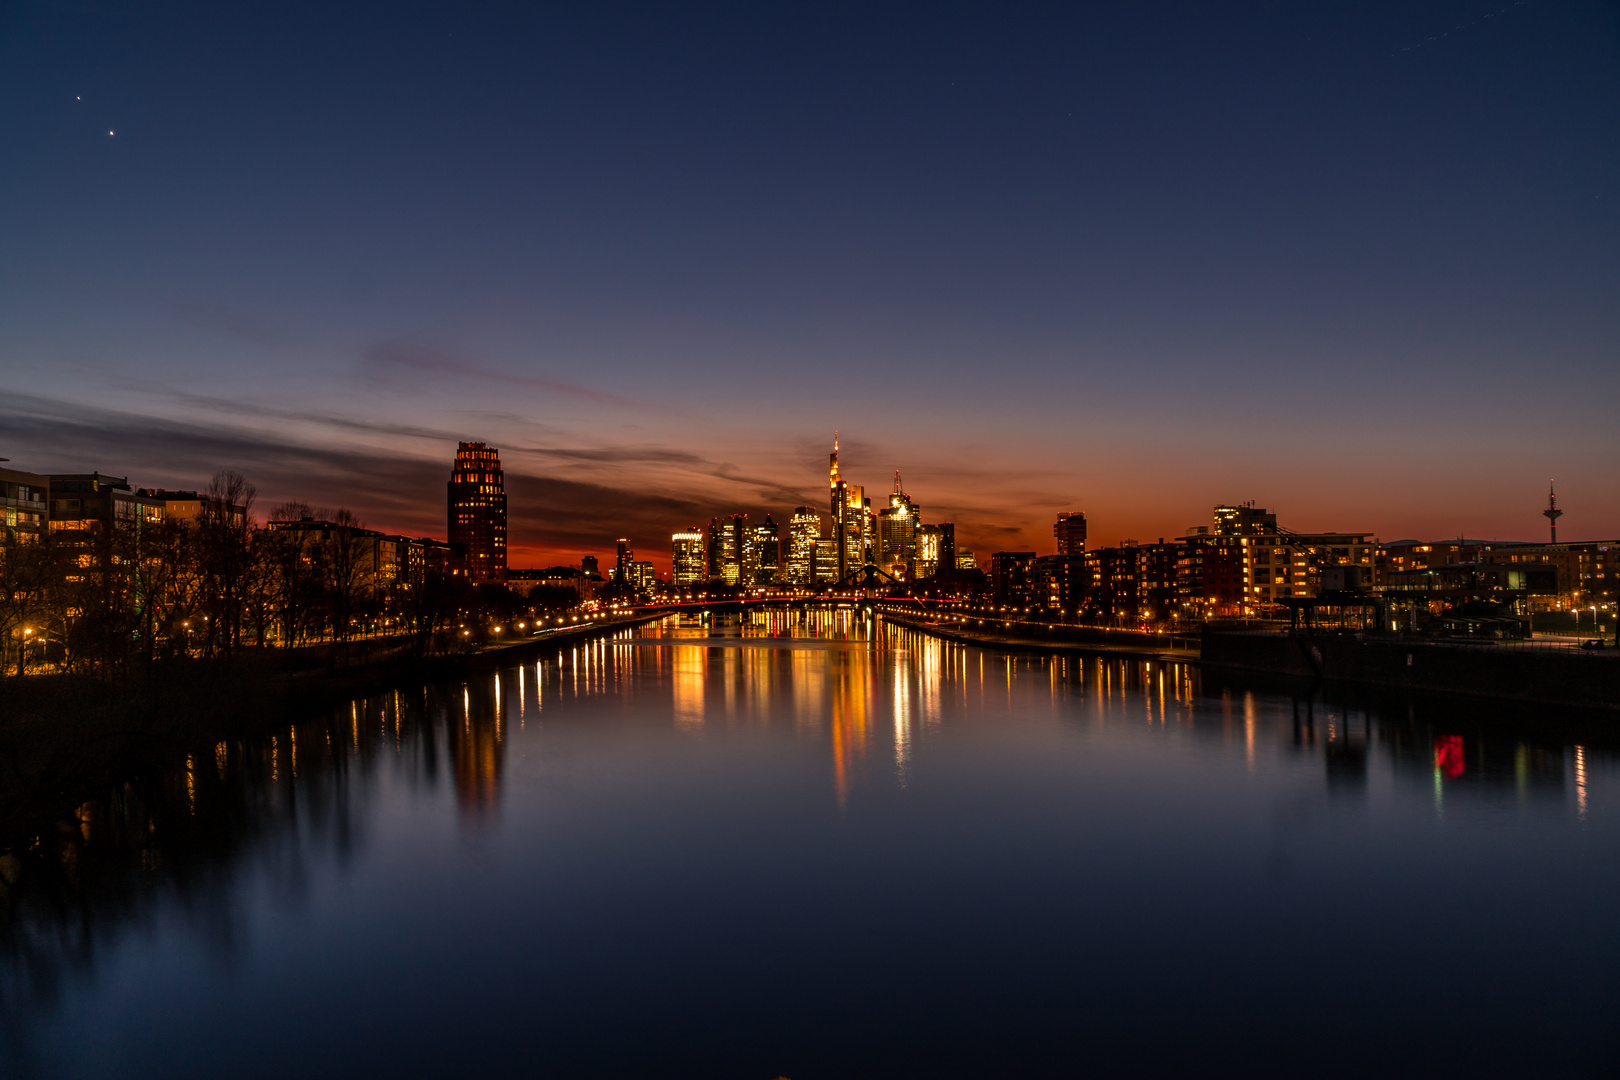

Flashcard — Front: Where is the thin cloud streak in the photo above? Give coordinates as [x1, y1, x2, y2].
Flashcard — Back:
[361, 339, 649, 410]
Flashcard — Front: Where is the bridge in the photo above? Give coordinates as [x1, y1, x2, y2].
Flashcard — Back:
[627, 563, 975, 618]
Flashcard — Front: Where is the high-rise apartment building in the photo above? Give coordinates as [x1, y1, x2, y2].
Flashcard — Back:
[671, 529, 705, 587]
[1055, 512, 1087, 555]
[1213, 503, 1277, 537]
[447, 442, 507, 583]
[991, 551, 1038, 607]
[785, 507, 821, 584]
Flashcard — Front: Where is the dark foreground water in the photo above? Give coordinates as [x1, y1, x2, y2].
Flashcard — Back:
[3, 612, 1617, 1078]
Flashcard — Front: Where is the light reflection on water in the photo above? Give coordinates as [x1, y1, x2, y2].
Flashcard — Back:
[1, 610, 1617, 1078]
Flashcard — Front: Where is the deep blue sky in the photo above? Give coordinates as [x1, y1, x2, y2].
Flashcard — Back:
[3, 1, 1617, 563]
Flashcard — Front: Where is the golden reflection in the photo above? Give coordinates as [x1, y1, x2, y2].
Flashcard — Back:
[1243, 693, 1256, 769]
[893, 655, 913, 785]
[792, 647, 824, 733]
[673, 646, 705, 731]
[918, 632, 942, 728]
[829, 650, 871, 809]
[451, 680, 504, 816]
[1574, 745, 1588, 819]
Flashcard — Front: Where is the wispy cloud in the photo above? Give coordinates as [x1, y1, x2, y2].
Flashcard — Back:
[360, 339, 648, 410]
[0, 393, 850, 563]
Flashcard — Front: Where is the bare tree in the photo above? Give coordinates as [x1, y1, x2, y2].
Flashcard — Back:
[324, 509, 372, 645]
[200, 470, 256, 655]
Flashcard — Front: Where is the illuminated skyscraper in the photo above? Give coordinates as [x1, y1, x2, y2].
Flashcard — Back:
[751, 514, 780, 584]
[814, 538, 839, 582]
[877, 471, 919, 579]
[447, 441, 507, 583]
[829, 434, 865, 579]
[785, 506, 821, 584]
[671, 529, 705, 586]
[916, 524, 942, 579]
[707, 514, 749, 584]
[614, 538, 633, 583]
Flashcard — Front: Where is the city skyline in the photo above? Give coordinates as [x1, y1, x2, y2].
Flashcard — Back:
[0, 425, 1608, 575]
[3, 1, 1617, 563]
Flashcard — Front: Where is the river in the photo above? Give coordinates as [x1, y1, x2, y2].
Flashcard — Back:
[2, 610, 1616, 1077]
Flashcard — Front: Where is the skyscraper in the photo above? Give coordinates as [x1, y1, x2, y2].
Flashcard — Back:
[614, 538, 633, 583]
[829, 434, 865, 579]
[877, 471, 919, 579]
[671, 529, 705, 587]
[707, 514, 749, 584]
[447, 441, 507, 583]
[785, 507, 821, 584]
[751, 514, 780, 585]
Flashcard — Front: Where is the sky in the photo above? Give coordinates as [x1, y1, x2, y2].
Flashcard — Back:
[2, 0, 1617, 569]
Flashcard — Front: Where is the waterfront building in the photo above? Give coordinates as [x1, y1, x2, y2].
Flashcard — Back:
[1054, 512, 1087, 556]
[955, 547, 977, 571]
[671, 529, 706, 586]
[785, 507, 820, 584]
[1140, 539, 1181, 620]
[1034, 553, 1086, 613]
[1, 464, 49, 542]
[1485, 541, 1618, 611]
[265, 515, 388, 595]
[47, 473, 168, 576]
[991, 551, 1038, 607]
[446, 442, 507, 584]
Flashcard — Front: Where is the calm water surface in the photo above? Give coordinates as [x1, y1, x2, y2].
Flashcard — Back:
[3, 612, 1617, 1077]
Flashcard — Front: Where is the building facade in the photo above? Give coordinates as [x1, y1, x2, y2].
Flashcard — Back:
[1, 465, 49, 542]
[1054, 512, 1087, 556]
[671, 529, 706, 587]
[446, 442, 507, 583]
[785, 507, 820, 584]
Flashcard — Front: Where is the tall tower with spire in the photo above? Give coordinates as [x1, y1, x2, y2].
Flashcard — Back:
[1543, 479, 1563, 544]
[828, 432, 864, 578]
[877, 470, 920, 579]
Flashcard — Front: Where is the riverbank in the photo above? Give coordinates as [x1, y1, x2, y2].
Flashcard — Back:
[0, 612, 667, 848]
[881, 610, 1199, 663]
